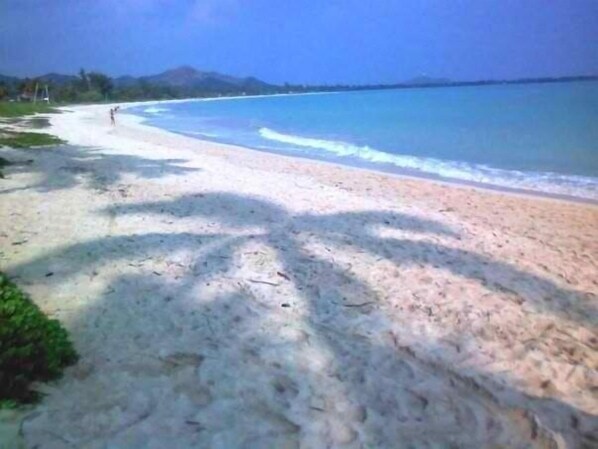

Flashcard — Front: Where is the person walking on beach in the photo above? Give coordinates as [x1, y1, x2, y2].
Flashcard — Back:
[110, 108, 115, 126]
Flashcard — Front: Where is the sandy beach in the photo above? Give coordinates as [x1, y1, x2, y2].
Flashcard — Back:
[0, 104, 597, 448]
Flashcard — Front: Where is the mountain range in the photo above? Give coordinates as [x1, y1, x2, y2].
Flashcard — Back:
[129, 66, 272, 90]
[1, 66, 275, 91]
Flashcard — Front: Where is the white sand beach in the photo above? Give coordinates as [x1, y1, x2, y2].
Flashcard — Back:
[0, 104, 597, 448]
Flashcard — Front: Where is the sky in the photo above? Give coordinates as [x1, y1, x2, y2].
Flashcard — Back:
[1, 0, 597, 84]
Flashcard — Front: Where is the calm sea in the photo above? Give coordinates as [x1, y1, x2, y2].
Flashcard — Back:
[129, 81, 598, 200]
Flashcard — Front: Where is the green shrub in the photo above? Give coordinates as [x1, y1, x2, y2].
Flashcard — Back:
[0, 131, 64, 149]
[77, 90, 104, 103]
[0, 103, 58, 118]
[0, 273, 77, 406]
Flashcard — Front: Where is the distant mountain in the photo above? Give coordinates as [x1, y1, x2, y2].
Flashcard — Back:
[37, 73, 78, 85]
[0, 72, 76, 86]
[113, 75, 138, 88]
[0, 65, 274, 92]
[135, 65, 273, 91]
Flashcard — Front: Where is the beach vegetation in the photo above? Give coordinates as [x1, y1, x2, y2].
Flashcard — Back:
[0, 83, 8, 100]
[0, 102, 58, 118]
[87, 72, 114, 98]
[77, 90, 105, 103]
[0, 131, 64, 149]
[0, 103, 64, 177]
[0, 272, 78, 407]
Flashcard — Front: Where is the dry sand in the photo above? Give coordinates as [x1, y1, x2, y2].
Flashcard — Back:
[0, 104, 597, 448]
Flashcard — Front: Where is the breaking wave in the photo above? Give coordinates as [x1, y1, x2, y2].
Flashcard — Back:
[143, 107, 170, 114]
[259, 127, 598, 200]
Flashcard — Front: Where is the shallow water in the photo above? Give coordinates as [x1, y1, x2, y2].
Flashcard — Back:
[129, 82, 598, 200]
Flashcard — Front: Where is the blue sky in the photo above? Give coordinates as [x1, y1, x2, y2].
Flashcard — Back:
[1, 0, 597, 84]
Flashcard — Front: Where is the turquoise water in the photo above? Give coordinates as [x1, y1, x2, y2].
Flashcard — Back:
[129, 81, 598, 200]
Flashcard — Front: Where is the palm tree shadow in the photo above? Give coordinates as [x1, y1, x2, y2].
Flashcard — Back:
[8, 191, 597, 447]
[301, 216, 596, 327]
[103, 192, 596, 326]
[0, 144, 198, 194]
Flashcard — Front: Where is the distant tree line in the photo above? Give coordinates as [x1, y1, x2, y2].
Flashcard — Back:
[0, 69, 596, 104]
[0, 69, 116, 103]
[0, 69, 283, 103]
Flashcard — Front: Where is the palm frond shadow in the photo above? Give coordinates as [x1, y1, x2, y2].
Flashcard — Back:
[104, 192, 596, 326]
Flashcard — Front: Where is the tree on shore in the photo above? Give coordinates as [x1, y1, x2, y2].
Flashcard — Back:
[88, 72, 114, 99]
[0, 83, 8, 100]
[78, 68, 90, 91]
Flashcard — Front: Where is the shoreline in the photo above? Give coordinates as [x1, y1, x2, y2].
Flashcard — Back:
[162, 125, 598, 207]
[120, 97, 597, 205]
[1, 103, 596, 447]
[116, 102, 597, 207]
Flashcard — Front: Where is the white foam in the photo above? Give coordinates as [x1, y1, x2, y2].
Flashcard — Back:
[143, 107, 170, 114]
[259, 128, 598, 200]
[187, 131, 221, 138]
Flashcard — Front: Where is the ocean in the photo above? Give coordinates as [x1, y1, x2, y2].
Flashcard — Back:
[128, 81, 598, 201]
